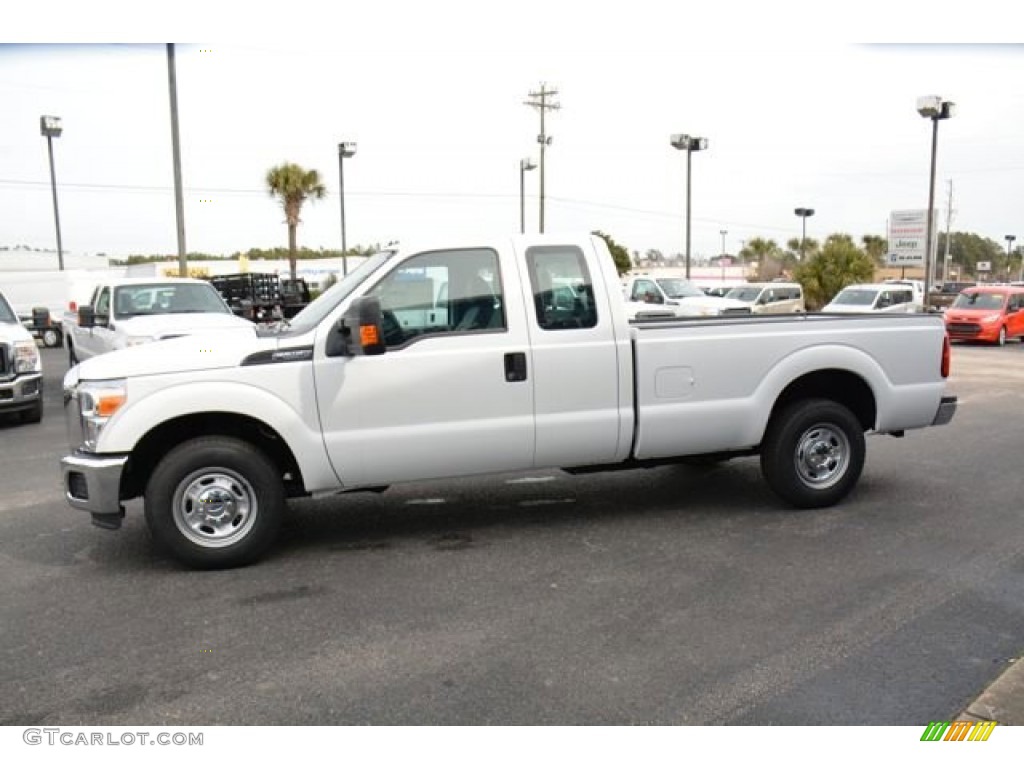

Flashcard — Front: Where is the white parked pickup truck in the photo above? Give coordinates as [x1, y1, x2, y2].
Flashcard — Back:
[623, 275, 750, 319]
[64, 277, 254, 364]
[60, 234, 957, 568]
[0, 288, 43, 423]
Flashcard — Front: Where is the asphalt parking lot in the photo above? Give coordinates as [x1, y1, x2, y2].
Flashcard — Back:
[1, 342, 1022, 725]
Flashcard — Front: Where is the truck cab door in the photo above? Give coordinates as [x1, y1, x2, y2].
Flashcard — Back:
[515, 241, 630, 468]
[315, 246, 536, 488]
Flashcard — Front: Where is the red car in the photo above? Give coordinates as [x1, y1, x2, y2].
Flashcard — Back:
[944, 285, 1024, 345]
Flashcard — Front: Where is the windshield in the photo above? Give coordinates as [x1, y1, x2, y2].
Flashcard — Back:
[0, 292, 15, 323]
[113, 283, 231, 316]
[951, 292, 1005, 310]
[277, 250, 396, 334]
[830, 289, 878, 306]
[725, 286, 763, 302]
[656, 278, 705, 299]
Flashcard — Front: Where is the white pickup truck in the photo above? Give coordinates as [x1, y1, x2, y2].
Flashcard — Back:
[60, 233, 956, 568]
[0, 288, 43, 423]
[64, 277, 254, 364]
[622, 274, 750, 319]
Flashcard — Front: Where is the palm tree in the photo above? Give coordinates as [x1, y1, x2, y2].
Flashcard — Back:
[265, 163, 327, 279]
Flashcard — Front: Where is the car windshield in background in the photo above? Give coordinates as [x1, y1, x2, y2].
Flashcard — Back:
[656, 278, 705, 299]
[831, 289, 877, 306]
[113, 283, 231, 316]
[725, 286, 762, 302]
[951, 292, 1005, 310]
[0, 293, 16, 323]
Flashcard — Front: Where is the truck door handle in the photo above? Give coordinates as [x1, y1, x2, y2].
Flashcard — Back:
[504, 352, 527, 382]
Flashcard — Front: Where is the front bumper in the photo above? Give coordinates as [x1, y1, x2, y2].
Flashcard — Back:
[932, 395, 957, 426]
[61, 451, 129, 526]
[0, 373, 42, 412]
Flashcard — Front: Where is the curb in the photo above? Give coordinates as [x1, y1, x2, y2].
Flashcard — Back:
[956, 656, 1024, 726]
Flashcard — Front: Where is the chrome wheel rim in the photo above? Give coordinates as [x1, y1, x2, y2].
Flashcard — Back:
[794, 423, 850, 489]
[173, 467, 258, 548]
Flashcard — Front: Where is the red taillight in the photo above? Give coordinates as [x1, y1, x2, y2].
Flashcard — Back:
[941, 333, 951, 378]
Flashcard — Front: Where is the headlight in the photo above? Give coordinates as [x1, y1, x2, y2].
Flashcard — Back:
[77, 379, 127, 451]
[13, 340, 41, 373]
[980, 313, 1001, 324]
[124, 335, 155, 348]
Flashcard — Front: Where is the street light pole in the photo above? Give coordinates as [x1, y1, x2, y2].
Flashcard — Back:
[519, 158, 536, 234]
[670, 134, 708, 280]
[794, 207, 815, 261]
[338, 141, 357, 276]
[39, 115, 64, 271]
[917, 95, 955, 308]
[166, 44, 187, 276]
[720, 229, 728, 282]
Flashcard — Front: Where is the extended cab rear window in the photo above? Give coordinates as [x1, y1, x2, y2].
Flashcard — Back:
[526, 245, 598, 330]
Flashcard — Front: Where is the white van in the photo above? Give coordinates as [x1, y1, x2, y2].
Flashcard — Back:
[823, 283, 920, 313]
[725, 282, 805, 314]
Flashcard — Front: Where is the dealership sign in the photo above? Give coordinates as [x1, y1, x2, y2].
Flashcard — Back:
[886, 209, 937, 267]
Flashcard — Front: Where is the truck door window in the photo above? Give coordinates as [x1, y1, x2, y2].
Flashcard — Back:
[366, 248, 505, 348]
[526, 245, 599, 330]
[94, 288, 110, 322]
[631, 279, 661, 303]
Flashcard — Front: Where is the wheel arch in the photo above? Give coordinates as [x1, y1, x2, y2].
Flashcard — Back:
[120, 412, 306, 501]
[766, 369, 876, 436]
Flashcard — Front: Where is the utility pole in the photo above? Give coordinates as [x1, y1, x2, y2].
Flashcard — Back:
[942, 179, 954, 284]
[524, 83, 560, 233]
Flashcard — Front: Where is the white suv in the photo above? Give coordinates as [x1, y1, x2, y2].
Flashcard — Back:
[0, 289, 43, 423]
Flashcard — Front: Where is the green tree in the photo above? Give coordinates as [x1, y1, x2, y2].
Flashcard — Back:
[741, 237, 786, 281]
[861, 234, 888, 266]
[937, 231, 1004, 281]
[794, 233, 876, 310]
[787, 236, 820, 263]
[592, 230, 632, 275]
[265, 163, 327, 279]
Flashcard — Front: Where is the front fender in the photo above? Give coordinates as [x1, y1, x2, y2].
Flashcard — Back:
[95, 379, 340, 493]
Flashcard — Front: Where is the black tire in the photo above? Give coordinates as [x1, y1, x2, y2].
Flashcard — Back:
[997, 326, 1007, 346]
[144, 436, 285, 569]
[760, 398, 865, 509]
[21, 398, 43, 424]
[41, 327, 61, 348]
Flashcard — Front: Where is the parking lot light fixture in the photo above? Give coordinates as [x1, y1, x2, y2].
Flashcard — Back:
[794, 208, 815, 261]
[39, 115, 64, 271]
[670, 134, 708, 279]
[1007, 235, 1018, 281]
[917, 95, 955, 307]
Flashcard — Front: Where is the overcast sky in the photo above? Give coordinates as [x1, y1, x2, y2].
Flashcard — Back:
[3, 2, 1020, 264]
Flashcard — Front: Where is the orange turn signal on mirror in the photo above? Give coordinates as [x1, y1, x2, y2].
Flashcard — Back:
[360, 325, 380, 347]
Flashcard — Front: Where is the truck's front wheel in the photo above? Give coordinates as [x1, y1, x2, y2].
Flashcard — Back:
[144, 437, 284, 568]
[760, 399, 865, 509]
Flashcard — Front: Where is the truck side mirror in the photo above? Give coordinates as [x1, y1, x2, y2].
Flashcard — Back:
[78, 305, 96, 329]
[327, 296, 387, 357]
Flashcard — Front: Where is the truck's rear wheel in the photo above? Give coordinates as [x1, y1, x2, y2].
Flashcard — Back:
[760, 399, 865, 508]
[144, 436, 284, 568]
